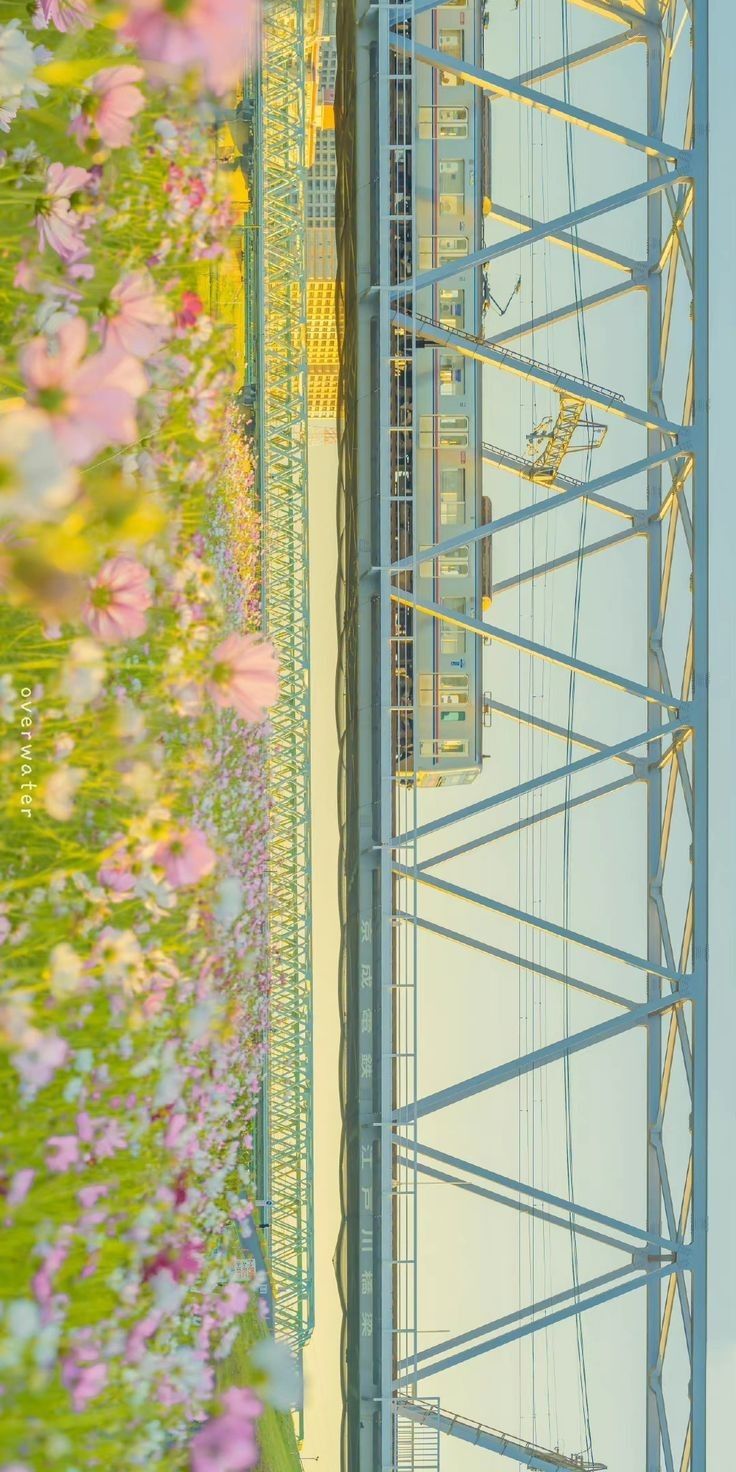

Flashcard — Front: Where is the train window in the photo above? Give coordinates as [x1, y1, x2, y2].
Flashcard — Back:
[418, 106, 469, 140]
[418, 676, 468, 707]
[419, 414, 468, 448]
[440, 106, 468, 137]
[419, 738, 469, 757]
[438, 547, 470, 577]
[439, 355, 465, 399]
[438, 28, 464, 85]
[441, 595, 467, 652]
[439, 159, 465, 216]
[418, 236, 468, 269]
[439, 288, 465, 328]
[439, 236, 468, 263]
[440, 467, 466, 522]
[439, 674, 469, 705]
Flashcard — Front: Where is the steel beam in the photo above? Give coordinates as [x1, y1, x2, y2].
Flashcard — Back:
[394, 40, 683, 160]
[394, 1263, 678, 1387]
[389, 173, 686, 298]
[394, 994, 688, 1124]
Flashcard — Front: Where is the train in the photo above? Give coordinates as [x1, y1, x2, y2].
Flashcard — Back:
[388, 0, 492, 788]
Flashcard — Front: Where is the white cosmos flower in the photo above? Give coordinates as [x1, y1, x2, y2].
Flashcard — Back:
[0, 673, 15, 722]
[43, 765, 86, 821]
[0, 407, 78, 520]
[251, 1337, 303, 1412]
[60, 639, 106, 711]
[49, 941, 84, 998]
[0, 22, 49, 132]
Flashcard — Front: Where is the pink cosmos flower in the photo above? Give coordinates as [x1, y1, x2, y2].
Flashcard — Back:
[35, 0, 93, 31]
[102, 271, 169, 358]
[206, 633, 279, 725]
[93, 1119, 127, 1160]
[79, 1183, 108, 1209]
[7, 1169, 34, 1207]
[46, 1135, 79, 1172]
[62, 1357, 108, 1411]
[35, 163, 91, 262]
[89, 66, 145, 148]
[125, 1310, 162, 1364]
[98, 841, 136, 893]
[22, 317, 147, 466]
[190, 1410, 260, 1472]
[176, 291, 203, 330]
[154, 826, 216, 888]
[14, 1029, 68, 1089]
[216, 1283, 249, 1324]
[222, 1388, 262, 1420]
[83, 557, 153, 643]
[123, 0, 261, 95]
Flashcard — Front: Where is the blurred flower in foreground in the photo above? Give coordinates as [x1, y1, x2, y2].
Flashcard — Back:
[0, 406, 79, 520]
[74, 65, 145, 150]
[189, 1386, 262, 1472]
[251, 1337, 302, 1412]
[42, 764, 86, 820]
[84, 556, 153, 642]
[102, 270, 170, 357]
[22, 317, 147, 464]
[34, 0, 93, 32]
[123, 0, 261, 95]
[207, 633, 279, 724]
[0, 19, 49, 132]
[154, 827, 216, 888]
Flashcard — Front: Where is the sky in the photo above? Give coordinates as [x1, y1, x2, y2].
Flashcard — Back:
[298, 2, 736, 1467]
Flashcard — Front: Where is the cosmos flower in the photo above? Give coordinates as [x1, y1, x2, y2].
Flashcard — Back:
[0, 406, 78, 522]
[46, 1135, 79, 1172]
[0, 19, 49, 131]
[42, 764, 86, 820]
[34, 162, 91, 261]
[84, 557, 153, 643]
[85, 65, 145, 149]
[154, 827, 216, 889]
[34, 0, 93, 31]
[123, 0, 261, 95]
[13, 1029, 69, 1091]
[22, 317, 147, 465]
[59, 638, 106, 709]
[206, 633, 279, 725]
[189, 1407, 261, 1472]
[102, 271, 170, 357]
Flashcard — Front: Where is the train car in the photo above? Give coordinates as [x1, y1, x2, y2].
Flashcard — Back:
[388, 0, 491, 788]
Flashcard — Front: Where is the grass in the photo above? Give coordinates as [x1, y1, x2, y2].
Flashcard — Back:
[216, 1295, 304, 1472]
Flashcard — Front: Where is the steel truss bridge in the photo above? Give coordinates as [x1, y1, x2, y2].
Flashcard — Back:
[240, 0, 315, 1369]
[337, 1, 706, 1470]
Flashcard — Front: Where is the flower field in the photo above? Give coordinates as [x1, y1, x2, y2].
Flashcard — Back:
[0, 1, 284, 1467]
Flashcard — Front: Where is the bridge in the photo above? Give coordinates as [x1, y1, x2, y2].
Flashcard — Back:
[337, 3, 706, 1472]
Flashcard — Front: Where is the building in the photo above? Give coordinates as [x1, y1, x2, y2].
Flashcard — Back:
[306, 1, 339, 421]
